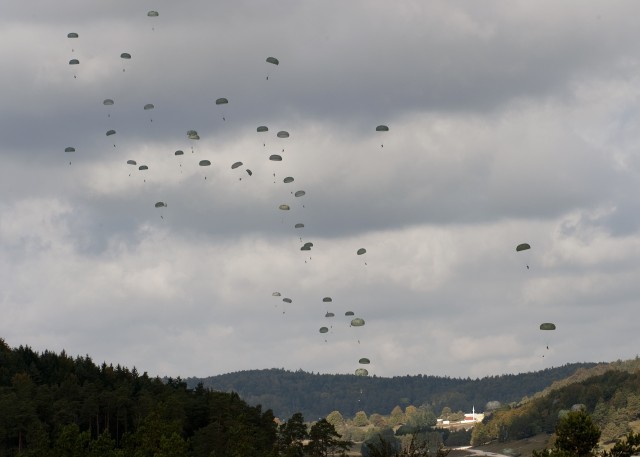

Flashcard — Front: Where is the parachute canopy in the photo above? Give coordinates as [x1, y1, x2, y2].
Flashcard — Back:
[143, 103, 154, 110]
[540, 323, 556, 331]
[187, 130, 200, 140]
[376, 125, 389, 132]
[351, 318, 365, 327]
[120, 52, 131, 59]
[283, 177, 294, 183]
[319, 327, 329, 334]
[294, 223, 304, 228]
[325, 312, 335, 318]
[355, 368, 369, 376]
[215, 97, 228, 105]
[279, 204, 290, 210]
[106, 129, 116, 136]
[138, 165, 148, 170]
[126, 159, 137, 165]
[155, 202, 167, 208]
[272, 292, 281, 296]
[69, 59, 79, 65]
[67, 32, 78, 38]
[103, 99, 114, 106]
[277, 131, 289, 138]
[269, 154, 282, 161]
[282, 298, 292, 304]
[359, 358, 371, 364]
[257, 126, 268, 132]
[231, 162, 243, 169]
[65, 147, 75, 153]
[174, 150, 184, 156]
[345, 311, 354, 316]
[323, 297, 332, 303]
[199, 160, 211, 166]
[294, 190, 306, 197]
[516, 243, 531, 252]
[266, 57, 279, 65]
[147, 10, 159, 17]
[357, 248, 367, 255]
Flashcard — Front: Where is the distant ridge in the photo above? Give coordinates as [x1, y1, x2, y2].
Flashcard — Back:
[185, 363, 596, 420]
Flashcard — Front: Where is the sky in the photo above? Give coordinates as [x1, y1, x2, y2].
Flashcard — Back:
[2, 0, 640, 381]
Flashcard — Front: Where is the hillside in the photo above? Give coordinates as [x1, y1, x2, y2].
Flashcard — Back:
[185, 363, 596, 420]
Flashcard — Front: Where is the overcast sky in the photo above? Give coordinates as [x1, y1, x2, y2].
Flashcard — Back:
[2, 0, 640, 381]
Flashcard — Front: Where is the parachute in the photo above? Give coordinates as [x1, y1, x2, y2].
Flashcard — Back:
[282, 298, 292, 304]
[279, 204, 290, 210]
[376, 125, 389, 147]
[272, 292, 281, 296]
[187, 130, 200, 140]
[355, 368, 368, 376]
[516, 243, 532, 269]
[294, 223, 304, 228]
[283, 177, 294, 184]
[266, 57, 279, 65]
[174, 150, 184, 156]
[345, 311, 354, 316]
[277, 131, 289, 138]
[143, 103, 155, 122]
[155, 202, 167, 208]
[68, 59, 79, 65]
[358, 358, 370, 364]
[357, 248, 367, 255]
[138, 165, 148, 170]
[350, 318, 365, 327]
[269, 155, 282, 161]
[215, 97, 228, 105]
[257, 126, 268, 132]
[294, 190, 306, 197]
[65, 147, 75, 153]
[540, 323, 556, 331]
[106, 129, 116, 136]
[147, 10, 159, 17]
[126, 159, 137, 165]
[325, 312, 335, 318]
[319, 327, 329, 334]
[199, 160, 211, 166]
[120, 52, 131, 72]
[231, 161, 243, 169]
[67, 32, 78, 39]
[323, 297, 332, 303]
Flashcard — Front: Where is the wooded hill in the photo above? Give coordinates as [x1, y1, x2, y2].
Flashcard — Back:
[471, 357, 640, 447]
[185, 363, 596, 420]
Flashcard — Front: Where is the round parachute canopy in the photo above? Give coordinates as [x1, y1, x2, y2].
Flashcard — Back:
[69, 59, 79, 65]
[155, 202, 167, 208]
[138, 165, 148, 170]
[103, 99, 114, 106]
[120, 52, 131, 59]
[355, 368, 369, 377]
[187, 130, 200, 140]
[277, 131, 289, 138]
[266, 56, 279, 65]
[323, 297, 332, 303]
[231, 161, 243, 169]
[106, 129, 116, 136]
[294, 190, 306, 197]
[257, 126, 268, 132]
[199, 160, 211, 167]
[126, 159, 137, 165]
[351, 318, 365, 327]
[143, 103, 154, 110]
[345, 311, 354, 316]
[357, 248, 367, 255]
[65, 147, 76, 153]
[215, 97, 228, 105]
[540, 323, 556, 331]
[272, 292, 281, 296]
[147, 10, 159, 17]
[282, 298, 292, 304]
[359, 358, 371, 364]
[294, 223, 304, 228]
[279, 204, 290, 210]
[174, 150, 184, 156]
[319, 327, 329, 334]
[246, 169, 253, 176]
[303, 242, 313, 248]
[516, 243, 531, 252]
[67, 32, 78, 38]
[269, 154, 282, 161]
[301, 245, 311, 251]
[376, 125, 389, 132]
[283, 177, 294, 183]
[325, 312, 335, 318]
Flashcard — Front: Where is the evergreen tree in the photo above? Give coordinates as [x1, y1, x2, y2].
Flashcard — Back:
[305, 419, 351, 457]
